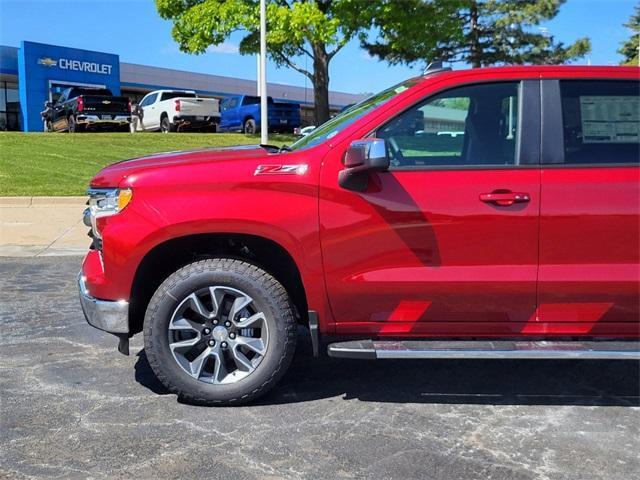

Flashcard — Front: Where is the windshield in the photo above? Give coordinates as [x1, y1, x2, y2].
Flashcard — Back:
[289, 77, 420, 151]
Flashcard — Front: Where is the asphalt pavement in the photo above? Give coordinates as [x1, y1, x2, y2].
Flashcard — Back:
[1, 256, 639, 480]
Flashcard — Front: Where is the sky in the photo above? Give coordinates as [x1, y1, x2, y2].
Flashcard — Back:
[0, 0, 636, 96]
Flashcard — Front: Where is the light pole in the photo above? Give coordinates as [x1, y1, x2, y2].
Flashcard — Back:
[259, 0, 268, 144]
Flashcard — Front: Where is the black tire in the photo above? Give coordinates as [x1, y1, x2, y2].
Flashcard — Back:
[243, 118, 257, 134]
[160, 116, 175, 133]
[144, 258, 297, 405]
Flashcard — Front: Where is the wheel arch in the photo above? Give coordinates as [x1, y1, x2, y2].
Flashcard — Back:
[128, 233, 309, 336]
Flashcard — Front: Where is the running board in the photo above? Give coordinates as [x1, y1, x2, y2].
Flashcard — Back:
[327, 340, 640, 360]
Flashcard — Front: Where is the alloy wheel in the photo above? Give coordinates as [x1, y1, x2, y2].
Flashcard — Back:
[168, 286, 269, 384]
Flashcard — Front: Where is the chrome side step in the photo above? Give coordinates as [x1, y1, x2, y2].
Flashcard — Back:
[327, 340, 640, 360]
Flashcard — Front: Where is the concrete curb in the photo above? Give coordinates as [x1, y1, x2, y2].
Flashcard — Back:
[0, 196, 86, 207]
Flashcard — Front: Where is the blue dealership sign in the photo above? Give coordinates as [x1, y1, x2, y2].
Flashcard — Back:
[18, 41, 120, 131]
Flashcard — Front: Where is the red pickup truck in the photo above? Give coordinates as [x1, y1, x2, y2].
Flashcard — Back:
[79, 65, 640, 405]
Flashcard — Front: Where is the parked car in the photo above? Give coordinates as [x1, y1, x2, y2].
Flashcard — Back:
[219, 95, 301, 133]
[136, 90, 220, 133]
[79, 65, 639, 405]
[45, 87, 131, 132]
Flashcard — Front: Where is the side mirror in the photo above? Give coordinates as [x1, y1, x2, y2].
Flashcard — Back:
[338, 138, 389, 192]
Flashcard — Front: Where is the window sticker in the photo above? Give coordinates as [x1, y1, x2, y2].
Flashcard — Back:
[580, 95, 640, 143]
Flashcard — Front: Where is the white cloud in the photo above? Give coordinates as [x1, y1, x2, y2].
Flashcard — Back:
[207, 42, 240, 55]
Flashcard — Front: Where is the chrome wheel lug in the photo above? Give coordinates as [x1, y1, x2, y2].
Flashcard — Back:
[221, 341, 228, 349]
[203, 328, 211, 335]
[208, 339, 215, 347]
[229, 332, 236, 339]
[224, 321, 231, 327]
[212, 319, 218, 325]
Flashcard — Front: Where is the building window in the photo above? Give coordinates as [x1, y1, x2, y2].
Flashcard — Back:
[0, 81, 20, 131]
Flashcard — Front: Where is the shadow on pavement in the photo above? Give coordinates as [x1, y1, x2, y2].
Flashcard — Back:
[133, 331, 640, 407]
[134, 350, 171, 395]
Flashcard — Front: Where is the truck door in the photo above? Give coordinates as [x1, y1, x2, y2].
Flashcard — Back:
[140, 92, 159, 130]
[221, 97, 240, 130]
[320, 80, 542, 337]
[220, 98, 233, 130]
[536, 78, 640, 336]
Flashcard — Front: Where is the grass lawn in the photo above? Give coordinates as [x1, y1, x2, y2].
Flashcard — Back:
[0, 132, 296, 196]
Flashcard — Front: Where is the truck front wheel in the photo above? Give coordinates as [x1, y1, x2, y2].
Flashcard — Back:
[143, 258, 297, 405]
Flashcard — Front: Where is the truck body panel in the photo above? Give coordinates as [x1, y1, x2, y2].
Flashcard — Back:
[220, 95, 301, 133]
[138, 90, 220, 132]
[47, 87, 130, 132]
[81, 66, 639, 340]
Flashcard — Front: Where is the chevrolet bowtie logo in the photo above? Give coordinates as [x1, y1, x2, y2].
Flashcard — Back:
[37, 57, 57, 67]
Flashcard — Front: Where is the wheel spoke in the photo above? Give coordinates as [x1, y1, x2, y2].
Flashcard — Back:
[208, 287, 223, 317]
[189, 348, 211, 378]
[231, 347, 254, 372]
[169, 317, 203, 332]
[228, 295, 252, 322]
[235, 336, 266, 356]
[186, 293, 209, 319]
[234, 312, 265, 329]
[169, 336, 199, 352]
[211, 351, 228, 383]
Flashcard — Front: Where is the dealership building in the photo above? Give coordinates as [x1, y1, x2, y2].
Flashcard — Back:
[0, 41, 366, 132]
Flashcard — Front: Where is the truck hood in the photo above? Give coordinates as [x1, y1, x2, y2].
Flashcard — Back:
[91, 145, 268, 187]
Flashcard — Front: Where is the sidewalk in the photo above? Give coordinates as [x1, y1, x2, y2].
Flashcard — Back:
[0, 197, 88, 257]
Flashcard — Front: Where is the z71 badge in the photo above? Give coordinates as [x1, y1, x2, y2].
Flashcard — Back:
[254, 164, 308, 176]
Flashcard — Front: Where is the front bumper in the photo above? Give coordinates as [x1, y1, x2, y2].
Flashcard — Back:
[78, 274, 129, 334]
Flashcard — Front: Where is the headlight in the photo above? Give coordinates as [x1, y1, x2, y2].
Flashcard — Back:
[85, 188, 133, 239]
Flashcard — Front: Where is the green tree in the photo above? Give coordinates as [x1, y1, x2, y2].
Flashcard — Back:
[155, 0, 461, 124]
[619, 3, 639, 66]
[361, 0, 591, 68]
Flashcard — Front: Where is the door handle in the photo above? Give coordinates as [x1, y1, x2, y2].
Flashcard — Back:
[479, 191, 530, 206]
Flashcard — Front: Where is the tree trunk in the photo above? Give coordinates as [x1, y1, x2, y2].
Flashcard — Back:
[311, 42, 331, 125]
[469, 1, 482, 68]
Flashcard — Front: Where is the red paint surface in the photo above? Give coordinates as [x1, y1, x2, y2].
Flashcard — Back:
[81, 66, 639, 339]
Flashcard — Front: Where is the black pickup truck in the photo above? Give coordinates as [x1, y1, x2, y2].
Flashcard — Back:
[43, 87, 131, 132]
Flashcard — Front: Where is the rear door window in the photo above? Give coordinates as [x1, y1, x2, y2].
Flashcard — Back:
[242, 96, 260, 106]
[560, 80, 639, 165]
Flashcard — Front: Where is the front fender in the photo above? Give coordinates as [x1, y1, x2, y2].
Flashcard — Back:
[93, 179, 328, 325]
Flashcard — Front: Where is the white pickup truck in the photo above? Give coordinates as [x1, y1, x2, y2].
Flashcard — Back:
[136, 90, 220, 133]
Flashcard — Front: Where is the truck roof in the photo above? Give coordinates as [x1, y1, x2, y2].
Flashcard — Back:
[424, 64, 639, 78]
[150, 89, 197, 94]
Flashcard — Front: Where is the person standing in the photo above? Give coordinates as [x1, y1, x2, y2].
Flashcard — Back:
[130, 102, 144, 133]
